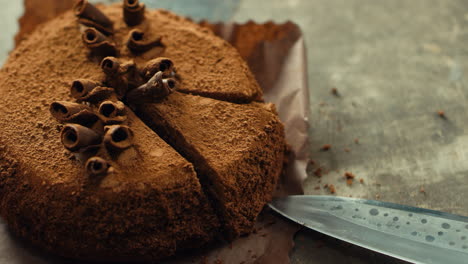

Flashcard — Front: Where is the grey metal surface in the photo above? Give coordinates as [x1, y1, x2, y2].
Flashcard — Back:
[1, 0, 468, 263]
[270, 196, 468, 264]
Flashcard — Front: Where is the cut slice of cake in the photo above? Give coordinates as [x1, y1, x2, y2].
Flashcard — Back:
[0, 100, 220, 261]
[136, 92, 286, 238]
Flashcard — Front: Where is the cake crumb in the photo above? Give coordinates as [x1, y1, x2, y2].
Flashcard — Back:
[359, 178, 364, 184]
[375, 194, 381, 199]
[344, 148, 350, 152]
[331, 87, 339, 96]
[314, 186, 320, 190]
[328, 184, 336, 194]
[437, 110, 445, 118]
[420, 186, 426, 194]
[344, 172, 355, 179]
[320, 144, 331, 151]
[354, 138, 359, 144]
[344, 172, 355, 186]
[313, 167, 322, 177]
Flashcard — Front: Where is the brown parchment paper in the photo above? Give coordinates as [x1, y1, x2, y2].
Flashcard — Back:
[1, 2, 310, 264]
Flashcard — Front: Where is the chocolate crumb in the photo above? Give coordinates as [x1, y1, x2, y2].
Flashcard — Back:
[320, 144, 331, 151]
[314, 186, 320, 190]
[328, 184, 336, 194]
[346, 179, 353, 186]
[359, 178, 364, 184]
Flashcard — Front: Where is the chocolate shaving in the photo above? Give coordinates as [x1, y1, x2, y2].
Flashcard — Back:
[85, 156, 109, 176]
[98, 100, 127, 124]
[70, 79, 101, 99]
[141, 57, 174, 79]
[126, 71, 176, 104]
[60, 124, 102, 152]
[82, 28, 116, 57]
[74, 0, 113, 35]
[126, 29, 163, 53]
[123, 0, 146, 26]
[103, 125, 134, 151]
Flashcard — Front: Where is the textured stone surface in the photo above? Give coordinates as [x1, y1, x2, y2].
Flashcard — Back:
[233, 0, 468, 263]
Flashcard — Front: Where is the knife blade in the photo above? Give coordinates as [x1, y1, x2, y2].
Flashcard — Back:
[269, 195, 468, 264]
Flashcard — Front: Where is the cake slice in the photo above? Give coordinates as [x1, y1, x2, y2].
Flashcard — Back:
[136, 92, 286, 238]
[107, 5, 263, 103]
[0, 99, 220, 261]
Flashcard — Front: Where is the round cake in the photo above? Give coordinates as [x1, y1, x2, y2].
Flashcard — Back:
[0, 0, 286, 261]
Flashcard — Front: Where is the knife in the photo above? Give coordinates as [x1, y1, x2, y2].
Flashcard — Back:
[269, 195, 468, 264]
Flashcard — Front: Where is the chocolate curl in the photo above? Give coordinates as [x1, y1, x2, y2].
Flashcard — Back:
[85, 156, 109, 176]
[49, 101, 99, 126]
[123, 0, 146, 26]
[101, 56, 135, 76]
[141, 57, 174, 80]
[103, 125, 134, 151]
[126, 71, 176, 104]
[98, 101, 127, 124]
[82, 28, 116, 57]
[74, 86, 115, 104]
[61, 124, 102, 152]
[127, 29, 163, 53]
[50, 101, 90, 121]
[74, 0, 113, 35]
[70, 79, 101, 99]
[101, 57, 136, 96]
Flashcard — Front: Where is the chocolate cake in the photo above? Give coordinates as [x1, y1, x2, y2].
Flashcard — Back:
[0, 0, 286, 261]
